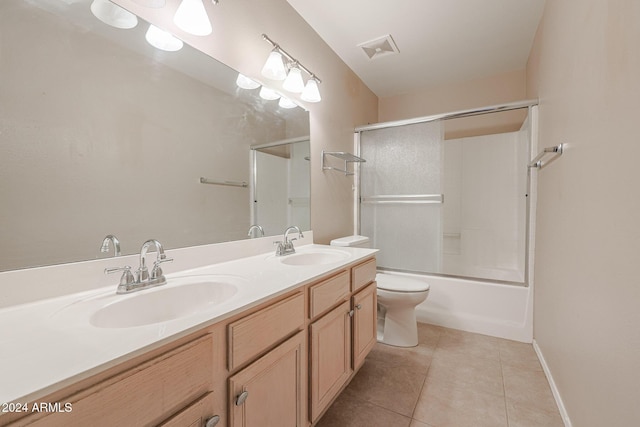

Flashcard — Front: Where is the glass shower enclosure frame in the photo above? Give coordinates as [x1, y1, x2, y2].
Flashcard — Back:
[354, 100, 538, 286]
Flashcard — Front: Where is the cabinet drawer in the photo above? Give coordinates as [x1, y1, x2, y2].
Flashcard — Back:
[228, 292, 305, 371]
[24, 335, 214, 427]
[158, 392, 218, 427]
[309, 270, 350, 319]
[351, 258, 376, 292]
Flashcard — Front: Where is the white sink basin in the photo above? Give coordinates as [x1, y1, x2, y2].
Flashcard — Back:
[52, 275, 244, 329]
[279, 249, 350, 266]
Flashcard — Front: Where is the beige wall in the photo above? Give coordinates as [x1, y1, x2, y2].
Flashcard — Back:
[379, 69, 527, 121]
[527, 1, 640, 425]
[116, 0, 378, 244]
[378, 69, 528, 139]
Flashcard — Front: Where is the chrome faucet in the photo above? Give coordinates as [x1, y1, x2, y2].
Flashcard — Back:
[274, 226, 304, 256]
[105, 239, 173, 294]
[247, 224, 265, 238]
[100, 235, 121, 257]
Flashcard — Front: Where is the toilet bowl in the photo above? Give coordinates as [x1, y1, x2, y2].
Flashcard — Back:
[330, 235, 430, 347]
[375, 273, 429, 347]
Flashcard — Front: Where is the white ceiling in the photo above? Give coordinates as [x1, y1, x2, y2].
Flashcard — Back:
[287, 0, 546, 98]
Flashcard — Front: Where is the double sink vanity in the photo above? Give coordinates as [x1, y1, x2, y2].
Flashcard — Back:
[0, 235, 378, 427]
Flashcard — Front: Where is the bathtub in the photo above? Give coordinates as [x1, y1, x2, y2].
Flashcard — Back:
[377, 271, 533, 343]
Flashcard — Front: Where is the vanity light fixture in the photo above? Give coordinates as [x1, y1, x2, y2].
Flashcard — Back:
[174, 0, 213, 36]
[236, 73, 261, 90]
[261, 34, 322, 103]
[90, 0, 138, 29]
[145, 25, 184, 51]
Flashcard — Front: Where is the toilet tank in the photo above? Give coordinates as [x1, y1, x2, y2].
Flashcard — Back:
[329, 235, 370, 248]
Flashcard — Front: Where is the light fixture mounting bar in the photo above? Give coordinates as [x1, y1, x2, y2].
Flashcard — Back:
[261, 34, 321, 83]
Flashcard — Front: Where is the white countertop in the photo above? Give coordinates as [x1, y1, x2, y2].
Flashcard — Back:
[0, 243, 377, 405]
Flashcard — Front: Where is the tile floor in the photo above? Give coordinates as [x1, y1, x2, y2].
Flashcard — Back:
[316, 323, 564, 427]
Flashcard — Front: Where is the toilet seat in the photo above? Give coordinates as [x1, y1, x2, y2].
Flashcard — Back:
[376, 273, 430, 293]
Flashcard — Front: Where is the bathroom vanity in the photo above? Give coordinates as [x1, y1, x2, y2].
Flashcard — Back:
[0, 243, 377, 427]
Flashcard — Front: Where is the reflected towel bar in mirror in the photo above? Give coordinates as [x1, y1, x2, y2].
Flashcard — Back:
[200, 177, 248, 188]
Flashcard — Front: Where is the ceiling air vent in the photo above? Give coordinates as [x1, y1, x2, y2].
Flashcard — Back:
[357, 34, 400, 60]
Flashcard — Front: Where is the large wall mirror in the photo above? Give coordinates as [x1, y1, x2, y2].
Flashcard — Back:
[0, 0, 310, 271]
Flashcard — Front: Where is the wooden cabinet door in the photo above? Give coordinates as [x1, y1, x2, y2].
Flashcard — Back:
[229, 331, 305, 427]
[352, 282, 377, 369]
[309, 300, 353, 423]
[158, 392, 219, 427]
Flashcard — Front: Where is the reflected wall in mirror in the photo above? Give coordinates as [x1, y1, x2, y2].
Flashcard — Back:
[250, 138, 310, 237]
[0, 0, 310, 271]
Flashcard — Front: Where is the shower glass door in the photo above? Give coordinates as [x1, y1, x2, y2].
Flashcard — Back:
[359, 121, 443, 273]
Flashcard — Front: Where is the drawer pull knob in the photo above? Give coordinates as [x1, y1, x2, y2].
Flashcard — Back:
[205, 415, 220, 427]
[348, 310, 355, 317]
[356, 304, 362, 310]
[236, 390, 249, 406]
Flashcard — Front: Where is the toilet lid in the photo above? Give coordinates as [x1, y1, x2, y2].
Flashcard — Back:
[376, 273, 430, 292]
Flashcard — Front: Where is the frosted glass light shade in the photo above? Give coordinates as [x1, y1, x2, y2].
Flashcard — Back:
[90, 0, 138, 29]
[278, 96, 297, 109]
[261, 51, 287, 81]
[174, 0, 212, 36]
[259, 86, 280, 100]
[282, 66, 305, 93]
[301, 78, 321, 102]
[145, 25, 183, 51]
[236, 74, 260, 90]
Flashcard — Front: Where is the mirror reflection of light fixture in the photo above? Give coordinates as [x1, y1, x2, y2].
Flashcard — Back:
[259, 86, 280, 101]
[131, 0, 166, 7]
[236, 74, 260, 90]
[278, 96, 298, 109]
[174, 0, 212, 36]
[90, 0, 138, 29]
[282, 64, 305, 93]
[261, 50, 287, 81]
[301, 77, 321, 103]
[145, 25, 183, 51]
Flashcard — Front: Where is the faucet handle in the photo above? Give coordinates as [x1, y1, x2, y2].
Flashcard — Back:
[105, 265, 135, 286]
[151, 257, 173, 280]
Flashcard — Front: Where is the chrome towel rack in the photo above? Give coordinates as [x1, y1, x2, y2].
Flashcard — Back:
[322, 151, 366, 176]
[529, 144, 564, 169]
[200, 177, 248, 188]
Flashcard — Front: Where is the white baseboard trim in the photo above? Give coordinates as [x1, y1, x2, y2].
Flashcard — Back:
[533, 339, 573, 427]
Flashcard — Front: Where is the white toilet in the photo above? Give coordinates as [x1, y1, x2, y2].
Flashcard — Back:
[330, 235, 430, 347]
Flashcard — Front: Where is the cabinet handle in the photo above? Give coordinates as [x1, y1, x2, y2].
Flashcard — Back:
[205, 415, 220, 427]
[235, 390, 249, 406]
[356, 304, 362, 310]
[348, 310, 355, 317]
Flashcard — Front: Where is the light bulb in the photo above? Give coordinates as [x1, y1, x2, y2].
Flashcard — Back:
[174, 0, 212, 36]
[236, 74, 260, 90]
[282, 66, 305, 93]
[145, 25, 183, 51]
[301, 78, 321, 103]
[90, 0, 138, 29]
[261, 51, 287, 81]
[259, 87, 280, 101]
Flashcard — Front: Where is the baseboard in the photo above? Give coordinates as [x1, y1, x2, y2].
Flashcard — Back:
[532, 339, 573, 427]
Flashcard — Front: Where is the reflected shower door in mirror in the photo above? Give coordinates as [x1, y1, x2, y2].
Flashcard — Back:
[358, 108, 531, 284]
[250, 138, 311, 237]
[0, 0, 310, 271]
